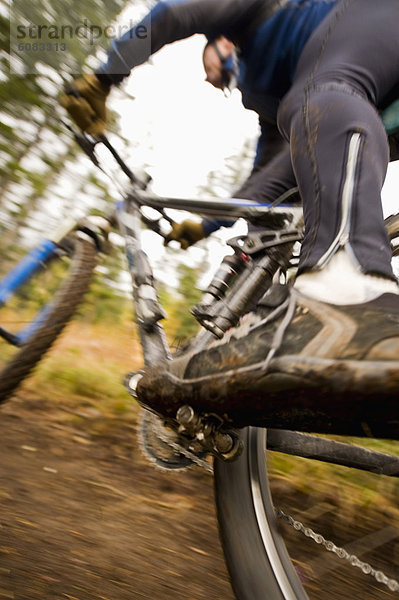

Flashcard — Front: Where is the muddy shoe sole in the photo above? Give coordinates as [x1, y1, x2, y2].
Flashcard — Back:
[136, 354, 399, 439]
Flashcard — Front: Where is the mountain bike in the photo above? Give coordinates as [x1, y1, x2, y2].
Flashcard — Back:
[0, 129, 398, 600]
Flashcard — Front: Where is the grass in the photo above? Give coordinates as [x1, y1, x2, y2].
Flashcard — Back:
[22, 318, 144, 416]
[36, 359, 129, 403]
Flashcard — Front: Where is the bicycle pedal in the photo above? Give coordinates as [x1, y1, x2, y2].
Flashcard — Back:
[176, 405, 243, 462]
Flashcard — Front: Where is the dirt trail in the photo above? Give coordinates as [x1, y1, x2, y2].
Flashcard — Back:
[0, 384, 397, 600]
[0, 392, 235, 600]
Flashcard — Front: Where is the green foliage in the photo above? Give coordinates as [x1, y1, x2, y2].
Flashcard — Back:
[77, 273, 130, 324]
[8, 0, 129, 77]
[5, 254, 69, 311]
[269, 441, 399, 517]
[38, 359, 128, 402]
[167, 263, 203, 345]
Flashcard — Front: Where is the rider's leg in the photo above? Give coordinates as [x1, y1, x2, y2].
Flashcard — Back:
[202, 144, 296, 237]
[234, 144, 296, 204]
[278, 0, 399, 304]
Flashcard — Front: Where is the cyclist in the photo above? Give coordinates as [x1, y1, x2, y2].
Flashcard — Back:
[164, 35, 295, 249]
[61, 0, 399, 399]
[169, 34, 399, 251]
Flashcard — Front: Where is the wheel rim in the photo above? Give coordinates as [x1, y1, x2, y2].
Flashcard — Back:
[248, 427, 309, 600]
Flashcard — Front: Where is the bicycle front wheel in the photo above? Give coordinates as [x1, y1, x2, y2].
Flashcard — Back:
[0, 236, 98, 402]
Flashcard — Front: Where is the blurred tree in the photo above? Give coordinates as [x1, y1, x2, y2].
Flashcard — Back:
[76, 235, 132, 324]
[0, 0, 149, 247]
[198, 138, 256, 198]
[168, 263, 204, 346]
[0, 0, 152, 310]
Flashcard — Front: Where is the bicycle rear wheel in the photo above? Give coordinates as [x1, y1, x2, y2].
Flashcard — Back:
[385, 212, 399, 277]
[384, 212, 399, 247]
[215, 427, 399, 600]
[215, 428, 307, 600]
[0, 236, 98, 402]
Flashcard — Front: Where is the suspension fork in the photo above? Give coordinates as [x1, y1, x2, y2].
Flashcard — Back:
[206, 242, 297, 338]
[0, 218, 81, 308]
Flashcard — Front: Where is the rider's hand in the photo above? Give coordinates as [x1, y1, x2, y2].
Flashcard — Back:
[59, 74, 110, 136]
[164, 220, 206, 250]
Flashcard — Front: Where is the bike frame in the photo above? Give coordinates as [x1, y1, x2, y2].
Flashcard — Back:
[0, 147, 302, 360]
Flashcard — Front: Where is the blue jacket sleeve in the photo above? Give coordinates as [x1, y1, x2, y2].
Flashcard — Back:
[202, 217, 236, 236]
[97, 0, 274, 83]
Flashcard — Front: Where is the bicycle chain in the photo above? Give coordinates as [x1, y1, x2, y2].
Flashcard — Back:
[276, 508, 399, 593]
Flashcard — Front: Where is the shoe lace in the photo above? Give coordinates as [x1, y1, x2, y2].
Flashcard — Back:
[262, 289, 298, 371]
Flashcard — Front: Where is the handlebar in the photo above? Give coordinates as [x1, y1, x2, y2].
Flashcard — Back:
[61, 119, 177, 239]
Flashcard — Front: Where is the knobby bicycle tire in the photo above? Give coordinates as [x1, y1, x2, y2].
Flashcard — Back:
[0, 237, 98, 402]
[213, 214, 399, 600]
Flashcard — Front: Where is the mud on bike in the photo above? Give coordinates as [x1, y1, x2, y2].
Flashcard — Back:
[0, 128, 398, 600]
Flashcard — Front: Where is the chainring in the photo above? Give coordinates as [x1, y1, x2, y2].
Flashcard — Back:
[138, 409, 210, 471]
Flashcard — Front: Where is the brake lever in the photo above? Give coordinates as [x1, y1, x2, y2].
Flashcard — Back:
[141, 214, 163, 236]
[61, 117, 174, 223]
[60, 81, 145, 182]
[60, 119, 100, 168]
[98, 134, 139, 185]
